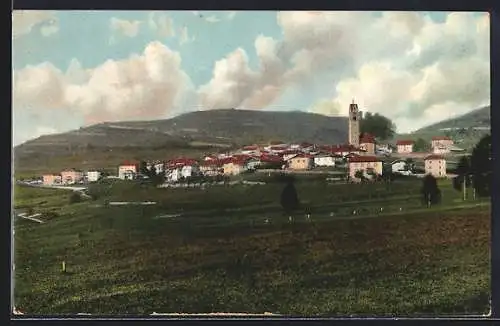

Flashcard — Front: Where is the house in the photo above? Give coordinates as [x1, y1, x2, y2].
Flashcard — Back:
[86, 171, 102, 183]
[314, 154, 336, 167]
[288, 154, 314, 170]
[424, 154, 447, 178]
[300, 142, 315, 152]
[331, 144, 360, 157]
[61, 169, 84, 185]
[396, 140, 414, 153]
[118, 162, 138, 180]
[241, 145, 260, 155]
[376, 144, 393, 155]
[390, 160, 408, 174]
[282, 150, 302, 161]
[223, 158, 250, 175]
[199, 160, 222, 176]
[42, 174, 62, 185]
[431, 136, 454, 153]
[348, 156, 383, 180]
[359, 134, 376, 155]
[146, 161, 165, 175]
[246, 157, 262, 170]
[259, 154, 284, 168]
[431, 136, 454, 149]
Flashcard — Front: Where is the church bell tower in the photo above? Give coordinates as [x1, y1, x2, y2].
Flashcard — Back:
[348, 99, 361, 147]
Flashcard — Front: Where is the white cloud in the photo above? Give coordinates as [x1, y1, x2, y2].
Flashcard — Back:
[227, 11, 237, 20]
[179, 26, 195, 45]
[148, 12, 175, 38]
[13, 41, 192, 126]
[40, 23, 59, 37]
[12, 10, 59, 38]
[205, 15, 221, 23]
[199, 11, 490, 132]
[110, 17, 141, 38]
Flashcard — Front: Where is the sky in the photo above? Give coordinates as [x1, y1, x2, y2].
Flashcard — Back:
[12, 10, 490, 146]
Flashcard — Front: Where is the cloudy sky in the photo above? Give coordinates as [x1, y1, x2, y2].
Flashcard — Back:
[12, 10, 490, 145]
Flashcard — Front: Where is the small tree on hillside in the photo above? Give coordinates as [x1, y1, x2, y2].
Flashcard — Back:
[421, 174, 441, 207]
[280, 178, 299, 216]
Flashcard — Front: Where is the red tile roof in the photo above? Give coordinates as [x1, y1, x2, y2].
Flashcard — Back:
[424, 154, 445, 160]
[432, 136, 452, 141]
[121, 161, 139, 166]
[291, 153, 314, 159]
[349, 155, 380, 163]
[260, 154, 283, 163]
[332, 144, 359, 153]
[396, 140, 415, 145]
[167, 158, 199, 167]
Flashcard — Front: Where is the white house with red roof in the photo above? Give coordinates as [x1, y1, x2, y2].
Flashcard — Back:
[331, 144, 361, 157]
[359, 133, 376, 155]
[165, 158, 200, 182]
[314, 154, 336, 167]
[424, 154, 447, 177]
[288, 153, 314, 170]
[118, 162, 139, 180]
[431, 136, 454, 154]
[396, 140, 415, 153]
[348, 155, 383, 180]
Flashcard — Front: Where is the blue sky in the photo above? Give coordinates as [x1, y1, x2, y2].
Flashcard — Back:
[12, 11, 490, 145]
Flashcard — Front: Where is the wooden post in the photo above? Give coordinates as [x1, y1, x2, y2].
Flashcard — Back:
[463, 175, 467, 201]
[62, 261, 66, 273]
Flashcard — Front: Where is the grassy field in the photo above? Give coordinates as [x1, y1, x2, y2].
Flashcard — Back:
[13, 177, 490, 316]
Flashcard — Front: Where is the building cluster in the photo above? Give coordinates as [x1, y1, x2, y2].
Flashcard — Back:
[39, 101, 457, 186]
[42, 169, 102, 186]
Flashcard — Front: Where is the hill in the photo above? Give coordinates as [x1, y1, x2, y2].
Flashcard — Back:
[395, 106, 491, 151]
[414, 106, 490, 133]
[14, 109, 348, 173]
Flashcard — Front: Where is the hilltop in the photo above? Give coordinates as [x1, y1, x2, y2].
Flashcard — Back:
[14, 109, 348, 173]
[413, 106, 490, 133]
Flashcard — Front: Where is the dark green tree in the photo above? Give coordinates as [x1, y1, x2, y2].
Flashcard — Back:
[413, 138, 429, 152]
[280, 178, 299, 215]
[470, 134, 491, 197]
[452, 156, 472, 191]
[360, 112, 396, 140]
[139, 161, 149, 176]
[421, 174, 441, 207]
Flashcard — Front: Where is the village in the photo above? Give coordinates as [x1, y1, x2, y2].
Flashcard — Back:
[31, 101, 466, 187]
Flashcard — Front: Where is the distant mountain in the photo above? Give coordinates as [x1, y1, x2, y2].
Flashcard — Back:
[413, 106, 490, 133]
[14, 109, 349, 165]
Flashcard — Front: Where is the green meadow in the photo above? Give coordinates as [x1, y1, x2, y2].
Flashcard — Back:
[13, 177, 490, 316]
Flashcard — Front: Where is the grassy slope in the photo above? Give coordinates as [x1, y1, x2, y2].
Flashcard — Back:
[13, 179, 490, 315]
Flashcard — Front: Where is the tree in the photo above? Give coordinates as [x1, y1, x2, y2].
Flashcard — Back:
[452, 156, 472, 199]
[354, 170, 365, 181]
[280, 179, 299, 215]
[404, 158, 415, 172]
[413, 138, 429, 152]
[470, 134, 491, 197]
[421, 174, 441, 207]
[69, 192, 82, 204]
[360, 112, 396, 141]
[139, 161, 149, 176]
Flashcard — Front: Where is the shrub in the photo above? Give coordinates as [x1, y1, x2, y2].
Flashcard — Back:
[69, 192, 82, 204]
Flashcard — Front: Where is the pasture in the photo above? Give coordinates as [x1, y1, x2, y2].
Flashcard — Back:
[13, 177, 490, 315]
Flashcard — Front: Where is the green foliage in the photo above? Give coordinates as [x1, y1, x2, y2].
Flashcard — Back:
[360, 112, 396, 141]
[412, 138, 429, 152]
[421, 174, 441, 206]
[280, 181, 299, 214]
[470, 134, 491, 197]
[69, 192, 82, 204]
[354, 170, 365, 180]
